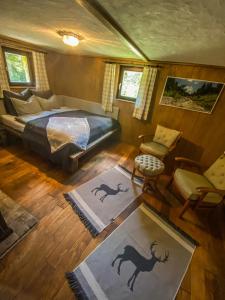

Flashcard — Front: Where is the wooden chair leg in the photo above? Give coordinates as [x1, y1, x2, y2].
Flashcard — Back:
[131, 167, 136, 180]
[142, 177, 148, 192]
[179, 199, 191, 218]
[151, 175, 158, 191]
[194, 200, 201, 210]
[167, 176, 173, 189]
[194, 195, 205, 209]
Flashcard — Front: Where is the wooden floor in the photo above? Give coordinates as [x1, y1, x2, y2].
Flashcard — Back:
[0, 141, 224, 300]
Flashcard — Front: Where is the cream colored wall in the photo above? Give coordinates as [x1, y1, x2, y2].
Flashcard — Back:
[45, 52, 225, 166]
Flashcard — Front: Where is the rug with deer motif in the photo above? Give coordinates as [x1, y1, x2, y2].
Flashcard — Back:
[66, 203, 197, 300]
[64, 166, 142, 236]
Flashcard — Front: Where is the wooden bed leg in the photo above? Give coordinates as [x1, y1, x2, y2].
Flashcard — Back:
[23, 139, 30, 150]
[68, 158, 79, 173]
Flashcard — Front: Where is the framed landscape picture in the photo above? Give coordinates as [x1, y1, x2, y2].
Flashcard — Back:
[160, 76, 224, 113]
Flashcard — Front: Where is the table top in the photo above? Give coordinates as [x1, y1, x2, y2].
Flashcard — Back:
[134, 154, 165, 176]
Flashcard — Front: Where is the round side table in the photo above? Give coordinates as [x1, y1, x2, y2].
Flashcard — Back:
[132, 154, 165, 192]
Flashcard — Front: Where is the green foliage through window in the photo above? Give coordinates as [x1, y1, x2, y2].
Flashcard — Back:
[4, 51, 31, 84]
[120, 70, 142, 99]
[118, 67, 143, 102]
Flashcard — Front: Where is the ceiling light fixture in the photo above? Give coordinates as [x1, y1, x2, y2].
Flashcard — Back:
[57, 31, 83, 47]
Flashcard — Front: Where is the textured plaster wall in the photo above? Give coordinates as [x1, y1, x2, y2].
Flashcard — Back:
[1, 0, 225, 65]
[0, 0, 138, 59]
[100, 0, 225, 66]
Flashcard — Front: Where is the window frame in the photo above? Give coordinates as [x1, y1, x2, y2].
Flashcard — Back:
[2, 46, 35, 87]
[117, 66, 143, 102]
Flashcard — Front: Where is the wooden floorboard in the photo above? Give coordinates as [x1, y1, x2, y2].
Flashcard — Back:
[0, 141, 224, 300]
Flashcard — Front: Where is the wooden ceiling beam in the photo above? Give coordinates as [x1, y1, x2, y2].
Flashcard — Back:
[77, 0, 149, 61]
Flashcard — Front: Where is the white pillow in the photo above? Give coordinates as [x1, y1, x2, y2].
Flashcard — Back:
[11, 96, 42, 115]
[36, 95, 62, 111]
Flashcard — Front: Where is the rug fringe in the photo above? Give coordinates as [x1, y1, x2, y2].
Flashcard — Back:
[65, 272, 88, 299]
[64, 193, 99, 237]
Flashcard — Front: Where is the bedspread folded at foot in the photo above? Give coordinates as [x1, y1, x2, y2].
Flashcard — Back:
[47, 117, 90, 153]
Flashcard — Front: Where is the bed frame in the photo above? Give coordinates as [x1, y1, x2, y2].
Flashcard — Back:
[0, 96, 120, 173]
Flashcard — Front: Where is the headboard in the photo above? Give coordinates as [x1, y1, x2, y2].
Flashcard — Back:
[59, 95, 120, 120]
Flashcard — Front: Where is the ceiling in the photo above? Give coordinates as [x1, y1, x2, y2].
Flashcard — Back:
[99, 0, 225, 66]
[0, 0, 139, 59]
[0, 0, 225, 66]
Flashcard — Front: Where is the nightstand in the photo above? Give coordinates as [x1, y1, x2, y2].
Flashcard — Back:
[0, 126, 7, 146]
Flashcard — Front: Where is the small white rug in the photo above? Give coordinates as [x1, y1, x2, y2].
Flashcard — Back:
[64, 166, 142, 236]
[66, 203, 197, 299]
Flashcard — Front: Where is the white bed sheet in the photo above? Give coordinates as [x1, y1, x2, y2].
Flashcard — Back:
[0, 108, 77, 133]
[0, 115, 25, 133]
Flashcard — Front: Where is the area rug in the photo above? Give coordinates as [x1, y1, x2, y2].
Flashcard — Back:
[0, 190, 38, 259]
[64, 166, 142, 236]
[66, 203, 197, 300]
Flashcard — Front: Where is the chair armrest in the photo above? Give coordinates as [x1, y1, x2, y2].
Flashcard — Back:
[195, 187, 225, 208]
[138, 134, 154, 143]
[197, 187, 225, 197]
[175, 157, 203, 171]
[168, 132, 182, 152]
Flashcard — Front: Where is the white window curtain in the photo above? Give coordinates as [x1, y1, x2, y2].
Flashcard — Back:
[0, 47, 9, 97]
[133, 66, 157, 120]
[102, 63, 116, 112]
[32, 51, 50, 91]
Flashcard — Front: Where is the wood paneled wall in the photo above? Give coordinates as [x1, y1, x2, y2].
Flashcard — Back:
[115, 64, 225, 166]
[46, 52, 225, 166]
[46, 52, 104, 103]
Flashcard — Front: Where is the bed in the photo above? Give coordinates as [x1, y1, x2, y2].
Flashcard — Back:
[0, 95, 120, 172]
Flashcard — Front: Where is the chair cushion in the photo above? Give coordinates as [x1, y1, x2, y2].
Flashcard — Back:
[174, 168, 222, 204]
[140, 141, 169, 159]
[135, 154, 165, 176]
[153, 124, 180, 148]
[204, 154, 225, 190]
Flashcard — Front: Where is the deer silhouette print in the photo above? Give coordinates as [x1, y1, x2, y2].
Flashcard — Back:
[112, 241, 169, 291]
[91, 183, 129, 202]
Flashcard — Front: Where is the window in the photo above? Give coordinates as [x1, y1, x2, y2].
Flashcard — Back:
[117, 66, 143, 102]
[2, 47, 35, 86]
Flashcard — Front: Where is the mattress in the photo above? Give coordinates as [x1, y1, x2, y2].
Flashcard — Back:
[0, 114, 25, 133]
[22, 109, 119, 171]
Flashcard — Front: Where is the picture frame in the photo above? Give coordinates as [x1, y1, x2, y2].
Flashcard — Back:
[160, 76, 224, 113]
